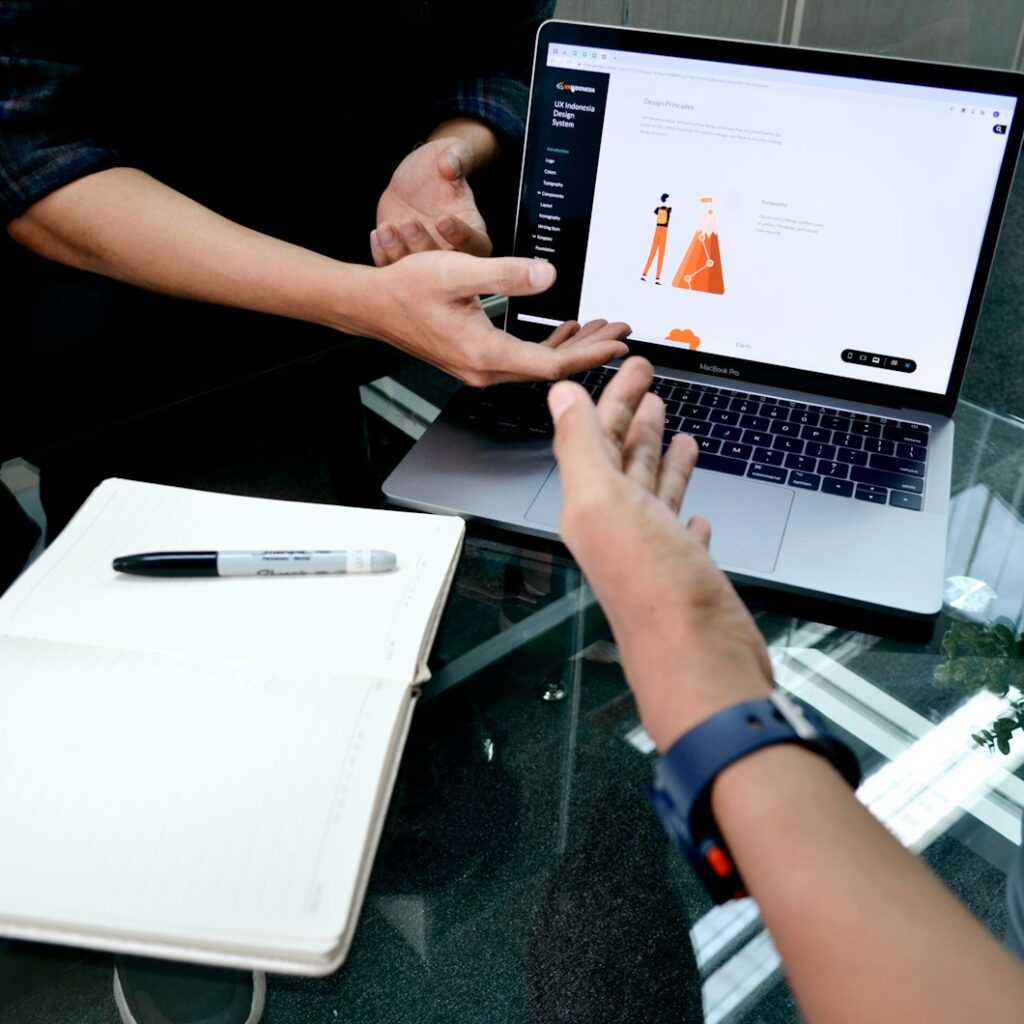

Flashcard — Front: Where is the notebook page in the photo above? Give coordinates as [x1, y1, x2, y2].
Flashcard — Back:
[0, 479, 465, 683]
[0, 636, 411, 959]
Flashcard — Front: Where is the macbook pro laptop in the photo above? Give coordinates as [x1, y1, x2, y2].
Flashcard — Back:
[384, 20, 1024, 636]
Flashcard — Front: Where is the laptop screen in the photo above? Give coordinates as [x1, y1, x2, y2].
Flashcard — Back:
[508, 23, 1023, 408]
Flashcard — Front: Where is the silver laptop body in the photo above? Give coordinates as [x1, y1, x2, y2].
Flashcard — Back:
[384, 21, 1024, 636]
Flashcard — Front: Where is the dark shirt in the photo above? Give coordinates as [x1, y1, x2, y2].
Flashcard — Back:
[0, 0, 552, 241]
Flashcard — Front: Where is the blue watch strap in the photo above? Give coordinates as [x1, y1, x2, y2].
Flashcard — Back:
[647, 691, 860, 903]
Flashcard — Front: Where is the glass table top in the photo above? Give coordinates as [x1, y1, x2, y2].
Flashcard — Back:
[1, 395, 1022, 1022]
[268, 392, 1024, 1021]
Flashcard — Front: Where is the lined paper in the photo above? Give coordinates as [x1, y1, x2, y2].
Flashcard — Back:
[0, 637, 409, 958]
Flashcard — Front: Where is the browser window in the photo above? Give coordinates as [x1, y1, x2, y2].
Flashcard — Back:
[513, 41, 1017, 397]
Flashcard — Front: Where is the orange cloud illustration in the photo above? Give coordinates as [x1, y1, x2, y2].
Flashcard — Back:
[665, 328, 701, 350]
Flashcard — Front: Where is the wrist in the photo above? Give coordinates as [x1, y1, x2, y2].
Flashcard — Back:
[616, 634, 774, 751]
[638, 679, 770, 753]
[312, 261, 387, 340]
[649, 693, 860, 903]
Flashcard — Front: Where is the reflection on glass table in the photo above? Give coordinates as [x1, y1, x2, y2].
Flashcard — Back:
[355, 379, 1024, 1023]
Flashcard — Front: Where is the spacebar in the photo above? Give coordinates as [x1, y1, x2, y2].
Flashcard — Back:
[696, 453, 748, 476]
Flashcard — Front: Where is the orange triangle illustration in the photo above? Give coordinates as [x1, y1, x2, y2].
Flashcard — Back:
[672, 201, 724, 294]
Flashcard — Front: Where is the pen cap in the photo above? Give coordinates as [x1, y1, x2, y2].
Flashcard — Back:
[370, 551, 398, 572]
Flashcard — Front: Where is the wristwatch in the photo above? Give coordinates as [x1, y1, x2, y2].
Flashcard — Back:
[647, 690, 861, 903]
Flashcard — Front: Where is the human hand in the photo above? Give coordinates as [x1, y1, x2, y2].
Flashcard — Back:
[548, 357, 774, 749]
[374, 133, 492, 265]
[343, 250, 629, 386]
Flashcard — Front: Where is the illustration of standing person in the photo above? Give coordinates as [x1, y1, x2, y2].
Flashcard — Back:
[641, 193, 672, 284]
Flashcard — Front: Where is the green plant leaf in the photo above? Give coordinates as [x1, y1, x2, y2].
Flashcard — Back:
[976, 638, 998, 657]
[991, 622, 1015, 647]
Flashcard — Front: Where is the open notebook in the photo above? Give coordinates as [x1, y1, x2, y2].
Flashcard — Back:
[0, 479, 464, 975]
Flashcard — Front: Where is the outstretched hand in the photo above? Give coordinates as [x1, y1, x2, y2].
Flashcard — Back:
[348, 250, 630, 386]
[548, 357, 774, 748]
[374, 136, 492, 264]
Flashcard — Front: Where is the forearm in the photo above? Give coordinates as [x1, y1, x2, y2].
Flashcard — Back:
[549, 361, 1024, 1024]
[8, 165, 625, 384]
[710, 743, 1024, 1024]
[6, 167, 373, 333]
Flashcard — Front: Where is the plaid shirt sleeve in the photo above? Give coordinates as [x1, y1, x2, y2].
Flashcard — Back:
[0, 0, 121, 224]
[434, 0, 555, 143]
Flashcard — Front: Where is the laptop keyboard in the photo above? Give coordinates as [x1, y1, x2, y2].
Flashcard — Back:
[456, 368, 929, 511]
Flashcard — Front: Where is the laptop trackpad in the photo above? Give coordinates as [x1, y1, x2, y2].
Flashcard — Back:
[679, 472, 793, 573]
[526, 470, 793, 574]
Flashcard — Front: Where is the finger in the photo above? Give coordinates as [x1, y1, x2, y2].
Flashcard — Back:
[621, 392, 666, 494]
[575, 318, 630, 342]
[592, 356, 653, 449]
[542, 319, 630, 351]
[442, 253, 558, 299]
[437, 140, 472, 182]
[529, 337, 630, 382]
[544, 320, 581, 347]
[686, 515, 712, 549]
[548, 381, 618, 497]
[436, 215, 493, 257]
[472, 327, 626, 385]
[571, 318, 607, 339]
[369, 230, 390, 268]
[397, 219, 438, 254]
[376, 222, 412, 263]
[656, 432, 699, 513]
[539, 319, 606, 349]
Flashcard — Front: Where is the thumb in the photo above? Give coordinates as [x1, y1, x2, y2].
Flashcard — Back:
[437, 139, 473, 181]
[548, 381, 613, 497]
[444, 254, 557, 298]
